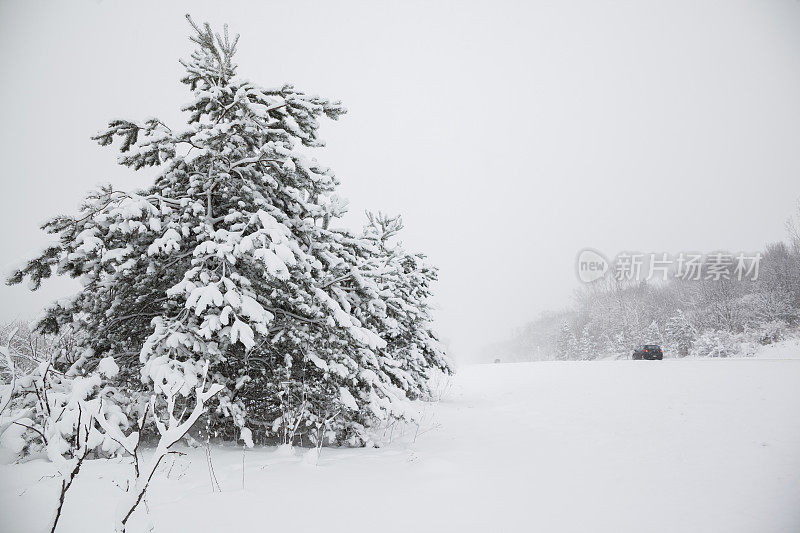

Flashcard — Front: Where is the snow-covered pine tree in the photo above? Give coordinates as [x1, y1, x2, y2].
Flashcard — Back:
[8, 16, 451, 446]
[555, 322, 575, 360]
[642, 320, 664, 348]
[360, 212, 453, 400]
[577, 326, 595, 360]
[664, 310, 695, 357]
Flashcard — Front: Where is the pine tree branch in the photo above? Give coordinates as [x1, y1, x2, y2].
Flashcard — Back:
[319, 273, 354, 289]
[269, 309, 325, 325]
[230, 155, 282, 169]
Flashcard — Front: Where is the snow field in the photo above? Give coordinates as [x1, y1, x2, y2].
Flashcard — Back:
[2, 358, 799, 533]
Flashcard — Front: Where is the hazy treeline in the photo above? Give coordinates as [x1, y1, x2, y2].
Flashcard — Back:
[488, 220, 800, 362]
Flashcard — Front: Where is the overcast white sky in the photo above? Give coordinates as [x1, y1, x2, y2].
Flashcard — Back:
[1, 0, 800, 361]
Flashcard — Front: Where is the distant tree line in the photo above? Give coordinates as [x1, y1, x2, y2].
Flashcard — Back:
[488, 210, 800, 361]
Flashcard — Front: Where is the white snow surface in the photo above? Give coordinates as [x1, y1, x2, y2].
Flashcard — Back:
[755, 337, 800, 360]
[2, 359, 800, 532]
[96, 356, 120, 378]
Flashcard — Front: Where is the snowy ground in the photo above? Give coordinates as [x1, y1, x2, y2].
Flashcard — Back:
[2, 358, 800, 533]
[755, 337, 800, 360]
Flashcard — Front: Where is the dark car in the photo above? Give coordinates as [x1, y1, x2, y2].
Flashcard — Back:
[632, 344, 663, 360]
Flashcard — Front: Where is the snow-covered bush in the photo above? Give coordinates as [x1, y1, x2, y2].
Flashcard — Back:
[0, 325, 228, 532]
[111, 361, 223, 533]
[0, 335, 135, 532]
[0, 334, 130, 463]
[8, 16, 451, 447]
[690, 330, 741, 358]
[750, 320, 787, 345]
[0, 322, 81, 376]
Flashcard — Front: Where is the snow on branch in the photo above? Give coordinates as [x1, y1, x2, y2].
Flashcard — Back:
[115, 360, 223, 532]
